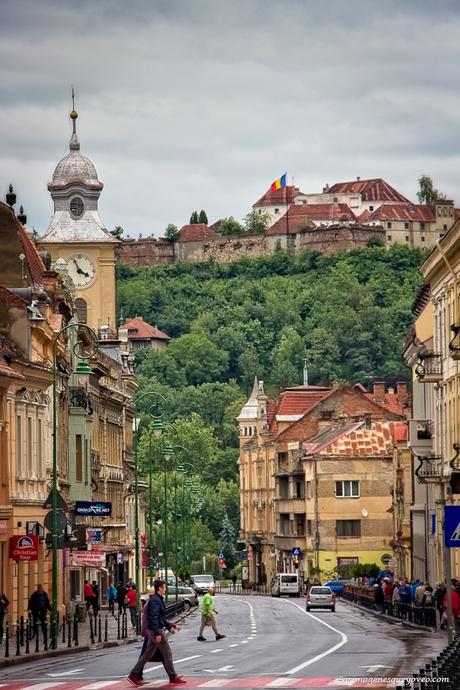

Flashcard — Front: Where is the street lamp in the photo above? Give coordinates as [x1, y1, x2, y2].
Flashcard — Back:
[51, 321, 97, 649]
[162, 441, 174, 602]
[133, 391, 166, 630]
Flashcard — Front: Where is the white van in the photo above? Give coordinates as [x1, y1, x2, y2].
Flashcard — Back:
[271, 573, 300, 597]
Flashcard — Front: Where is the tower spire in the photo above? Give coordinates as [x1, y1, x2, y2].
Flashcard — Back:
[69, 86, 80, 151]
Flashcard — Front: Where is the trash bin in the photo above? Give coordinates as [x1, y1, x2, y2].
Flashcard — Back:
[76, 602, 87, 622]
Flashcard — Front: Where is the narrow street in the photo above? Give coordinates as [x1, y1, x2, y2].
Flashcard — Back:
[0, 595, 446, 689]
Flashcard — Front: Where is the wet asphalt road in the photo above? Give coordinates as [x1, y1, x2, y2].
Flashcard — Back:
[0, 594, 448, 688]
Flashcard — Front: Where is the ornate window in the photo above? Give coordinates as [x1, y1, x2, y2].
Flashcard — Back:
[75, 298, 87, 323]
[70, 196, 84, 218]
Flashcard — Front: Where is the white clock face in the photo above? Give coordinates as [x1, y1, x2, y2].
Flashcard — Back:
[68, 254, 96, 289]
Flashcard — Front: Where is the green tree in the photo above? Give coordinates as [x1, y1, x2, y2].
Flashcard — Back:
[416, 175, 446, 205]
[219, 216, 245, 236]
[243, 209, 271, 235]
[271, 326, 305, 388]
[111, 225, 124, 239]
[164, 223, 179, 241]
[198, 210, 208, 224]
[190, 211, 199, 224]
[219, 513, 237, 568]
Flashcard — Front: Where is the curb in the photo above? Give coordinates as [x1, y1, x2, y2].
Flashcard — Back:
[340, 596, 442, 633]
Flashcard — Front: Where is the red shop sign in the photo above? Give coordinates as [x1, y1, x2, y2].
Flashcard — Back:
[9, 535, 39, 561]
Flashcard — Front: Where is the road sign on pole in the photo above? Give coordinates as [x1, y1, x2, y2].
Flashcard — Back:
[444, 506, 460, 547]
[292, 547, 301, 557]
[218, 551, 225, 559]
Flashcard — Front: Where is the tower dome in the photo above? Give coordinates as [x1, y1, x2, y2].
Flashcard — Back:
[51, 109, 99, 185]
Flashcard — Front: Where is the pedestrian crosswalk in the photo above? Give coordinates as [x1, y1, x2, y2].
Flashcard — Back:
[0, 677, 392, 689]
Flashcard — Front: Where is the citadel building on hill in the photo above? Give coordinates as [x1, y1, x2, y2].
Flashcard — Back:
[117, 177, 460, 268]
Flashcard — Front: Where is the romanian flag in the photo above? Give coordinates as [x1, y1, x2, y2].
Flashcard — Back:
[271, 173, 287, 192]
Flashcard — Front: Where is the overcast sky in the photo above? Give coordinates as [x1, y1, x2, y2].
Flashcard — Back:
[1, 0, 460, 238]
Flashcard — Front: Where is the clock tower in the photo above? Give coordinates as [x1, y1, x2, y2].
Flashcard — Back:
[39, 106, 118, 332]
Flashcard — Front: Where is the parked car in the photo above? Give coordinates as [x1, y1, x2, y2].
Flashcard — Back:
[141, 586, 198, 611]
[322, 579, 352, 595]
[271, 573, 301, 597]
[190, 574, 215, 594]
[306, 585, 336, 612]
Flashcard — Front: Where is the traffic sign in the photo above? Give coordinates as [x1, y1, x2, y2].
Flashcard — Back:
[444, 506, 460, 547]
[292, 547, 301, 556]
[218, 551, 225, 559]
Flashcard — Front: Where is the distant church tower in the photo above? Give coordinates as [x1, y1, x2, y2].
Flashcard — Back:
[39, 98, 118, 331]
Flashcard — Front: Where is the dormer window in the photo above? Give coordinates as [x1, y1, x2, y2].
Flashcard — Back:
[70, 196, 84, 218]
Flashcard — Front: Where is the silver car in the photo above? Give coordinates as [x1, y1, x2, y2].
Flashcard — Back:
[141, 586, 198, 611]
[306, 585, 336, 612]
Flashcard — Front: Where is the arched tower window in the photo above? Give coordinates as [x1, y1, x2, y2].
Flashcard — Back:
[75, 298, 87, 323]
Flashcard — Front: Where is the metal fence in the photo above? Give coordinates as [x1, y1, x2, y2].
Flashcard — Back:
[0, 600, 185, 661]
[341, 588, 437, 628]
[394, 634, 460, 690]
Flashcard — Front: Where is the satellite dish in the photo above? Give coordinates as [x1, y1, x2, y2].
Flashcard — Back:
[362, 508, 369, 517]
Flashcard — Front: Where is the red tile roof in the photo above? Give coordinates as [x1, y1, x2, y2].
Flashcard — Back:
[266, 204, 355, 235]
[120, 316, 170, 341]
[359, 203, 435, 223]
[254, 185, 299, 207]
[18, 223, 45, 287]
[275, 386, 331, 417]
[304, 420, 406, 456]
[328, 178, 410, 203]
[0, 359, 24, 379]
[178, 224, 217, 243]
[361, 390, 409, 416]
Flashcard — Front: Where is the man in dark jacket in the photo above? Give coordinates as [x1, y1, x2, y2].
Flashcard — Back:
[28, 584, 51, 637]
[127, 579, 185, 687]
[116, 582, 128, 615]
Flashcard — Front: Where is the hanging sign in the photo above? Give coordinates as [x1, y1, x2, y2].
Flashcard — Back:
[86, 528, 102, 544]
[75, 501, 112, 516]
[71, 551, 106, 567]
[9, 535, 39, 561]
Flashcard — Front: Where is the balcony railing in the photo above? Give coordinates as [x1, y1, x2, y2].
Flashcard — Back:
[408, 419, 433, 453]
[415, 353, 442, 382]
[414, 453, 444, 482]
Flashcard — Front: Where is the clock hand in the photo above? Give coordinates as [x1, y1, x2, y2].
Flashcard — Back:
[73, 259, 90, 277]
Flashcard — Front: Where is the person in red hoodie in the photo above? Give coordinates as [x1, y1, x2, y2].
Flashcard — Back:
[442, 587, 460, 631]
[126, 584, 138, 630]
[84, 580, 95, 613]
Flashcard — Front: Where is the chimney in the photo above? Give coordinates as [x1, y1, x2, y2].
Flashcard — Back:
[396, 381, 408, 402]
[372, 381, 386, 402]
[356, 176, 361, 181]
[323, 184, 329, 193]
[303, 358, 309, 386]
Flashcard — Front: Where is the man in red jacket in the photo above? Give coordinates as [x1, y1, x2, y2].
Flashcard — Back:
[442, 588, 460, 631]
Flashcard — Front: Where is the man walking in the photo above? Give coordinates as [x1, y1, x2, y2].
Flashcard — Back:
[28, 584, 51, 638]
[197, 586, 225, 641]
[127, 579, 185, 687]
[116, 581, 128, 615]
[84, 580, 95, 613]
[0, 592, 9, 644]
[106, 582, 117, 616]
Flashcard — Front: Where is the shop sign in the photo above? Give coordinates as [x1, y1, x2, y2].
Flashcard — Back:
[9, 535, 39, 561]
[75, 501, 112, 516]
[0, 522, 7, 542]
[85, 528, 102, 544]
[71, 551, 106, 567]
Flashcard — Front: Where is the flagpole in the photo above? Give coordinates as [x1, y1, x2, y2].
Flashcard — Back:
[285, 173, 289, 238]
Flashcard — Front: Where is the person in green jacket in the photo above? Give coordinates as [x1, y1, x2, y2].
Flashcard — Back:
[197, 586, 225, 641]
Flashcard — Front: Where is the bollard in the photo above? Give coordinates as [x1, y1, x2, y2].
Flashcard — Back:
[104, 615, 108, 642]
[67, 615, 72, 648]
[20, 615, 24, 647]
[117, 612, 121, 640]
[74, 615, 79, 647]
[4, 621, 9, 657]
[98, 614, 102, 643]
[43, 621, 48, 651]
[35, 621, 39, 653]
[123, 611, 128, 639]
[15, 621, 20, 656]
[62, 613, 66, 644]
[25, 619, 30, 654]
[89, 613, 95, 645]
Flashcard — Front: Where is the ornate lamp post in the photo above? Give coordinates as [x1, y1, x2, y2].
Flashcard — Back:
[133, 391, 166, 630]
[51, 322, 97, 649]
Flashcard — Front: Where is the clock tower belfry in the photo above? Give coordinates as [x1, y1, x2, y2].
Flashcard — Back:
[39, 105, 118, 332]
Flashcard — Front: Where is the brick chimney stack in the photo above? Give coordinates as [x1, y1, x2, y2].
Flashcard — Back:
[372, 381, 386, 402]
[396, 381, 408, 403]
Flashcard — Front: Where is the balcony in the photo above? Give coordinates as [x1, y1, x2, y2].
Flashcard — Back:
[274, 534, 306, 552]
[415, 353, 442, 383]
[274, 498, 305, 513]
[414, 453, 445, 483]
[408, 419, 433, 453]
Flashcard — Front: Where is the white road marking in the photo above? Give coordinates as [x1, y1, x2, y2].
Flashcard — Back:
[48, 669, 84, 677]
[144, 654, 203, 674]
[266, 679, 297, 687]
[229, 643, 238, 647]
[210, 648, 224, 653]
[78, 680, 122, 690]
[18, 685, 65, 690]
[360, 664, 389, 672]
[240, 640, 248, 643]
[197, 680, 233, 687]
[285, 601, 348, 674]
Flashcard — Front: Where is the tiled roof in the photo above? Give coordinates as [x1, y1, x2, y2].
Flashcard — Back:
[178, 224, 217, 243]
[275, 386, 331, 418]
[361, 391, 409, 417]
[0, 202, 45, 287]
[0, 359, 24, 379]
[119, 316, 170, 341]
[253, 185, 299, 207]
[328, 178, 410, 203]
[304, 421, 406, 457]
[266, 204, 355, 235]
[360, 203, 435, 223]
